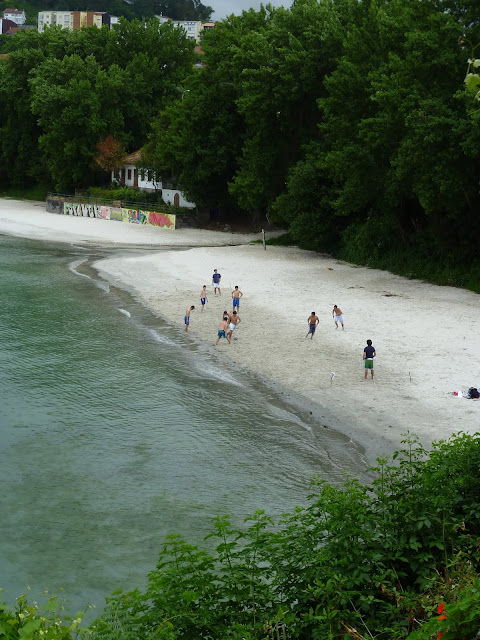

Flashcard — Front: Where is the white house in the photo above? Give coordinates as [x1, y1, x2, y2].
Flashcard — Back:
[112, 150, 196, 209]
[155, 14, 203, 43]
[3, 7, 26, 24]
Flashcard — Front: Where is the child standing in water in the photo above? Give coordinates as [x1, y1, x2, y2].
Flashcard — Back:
[184, 305, 195, 332]
[200, 285, 208, 312]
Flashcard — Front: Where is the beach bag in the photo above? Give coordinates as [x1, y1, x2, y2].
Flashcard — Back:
[467, 387, 479, 399]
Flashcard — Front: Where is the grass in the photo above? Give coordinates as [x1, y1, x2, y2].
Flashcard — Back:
[0, 184, 48, 201]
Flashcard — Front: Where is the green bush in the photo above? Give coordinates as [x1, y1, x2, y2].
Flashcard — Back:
[91, 432, 480, 640]
[0, 592, 92, 640]
[0, 184, 48, 201]
[338, 217, 480, 293]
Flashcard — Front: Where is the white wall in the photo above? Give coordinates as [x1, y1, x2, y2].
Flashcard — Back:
[162, 188, 196, 209]
[111, 165, 195, 209]
[4, 10, 25, 24]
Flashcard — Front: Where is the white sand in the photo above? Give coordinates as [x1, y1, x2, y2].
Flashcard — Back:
[2, 199, 479, 462]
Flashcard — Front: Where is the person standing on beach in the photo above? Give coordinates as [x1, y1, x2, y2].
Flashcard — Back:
[306, 312, 319, 339]
[363, 339, 376, 379]
[200, 286, 208, 312]
[184, 305, 195, 332]
[333, 305, 344, 330]
[216, 316, 231, 344]
[227, 310, 241, 341]
[212, 269, 222, 295]
[232, 286, 243, 311]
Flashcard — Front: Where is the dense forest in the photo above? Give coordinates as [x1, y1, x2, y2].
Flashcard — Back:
[0, 0, 213, 26]
[0, 0, 480, 290]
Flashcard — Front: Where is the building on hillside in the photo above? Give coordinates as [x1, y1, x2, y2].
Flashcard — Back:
[0, 18, 17, 32]
[3, 8, 26, 24]
[112, 150, 196, 209]
[202, 22, 215, 30]
[155, 14, 203, 43]
[37, 10, 118, 32]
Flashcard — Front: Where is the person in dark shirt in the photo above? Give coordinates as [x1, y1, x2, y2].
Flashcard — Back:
[363, 339, 376, 379]
[212, 269, 222, 295]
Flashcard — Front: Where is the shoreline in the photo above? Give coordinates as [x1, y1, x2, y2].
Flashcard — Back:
[2, 199, 480, 463]
[93, 242, 480, 462]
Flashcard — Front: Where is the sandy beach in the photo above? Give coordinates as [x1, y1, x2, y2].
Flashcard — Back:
[2, 198, 479, 462]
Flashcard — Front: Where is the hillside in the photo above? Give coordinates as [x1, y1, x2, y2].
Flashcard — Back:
[0, 0, 213, 25]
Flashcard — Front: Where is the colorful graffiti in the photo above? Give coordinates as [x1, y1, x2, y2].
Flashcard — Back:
[64, 202, 101, 218]
[64, 203, 175, 230]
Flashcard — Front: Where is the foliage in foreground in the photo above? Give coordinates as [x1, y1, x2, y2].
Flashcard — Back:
[0, 592, 91, 640]
[2, 433, 480, 639]
[89, 432, 480, 639]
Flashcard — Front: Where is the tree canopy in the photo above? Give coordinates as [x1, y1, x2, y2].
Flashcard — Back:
[0, 18, 194, 190]
[1, 0, 479, 286]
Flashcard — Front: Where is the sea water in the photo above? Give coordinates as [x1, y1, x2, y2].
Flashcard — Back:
[0, 234, 368, 615]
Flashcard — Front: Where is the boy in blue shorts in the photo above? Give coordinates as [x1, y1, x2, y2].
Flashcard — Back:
[232, 285, 243, 311]
[306, 312, 319, 339]
[200, 285, 208, 312]
[216, 316, 231, 345]
[184, 305, 195, 332]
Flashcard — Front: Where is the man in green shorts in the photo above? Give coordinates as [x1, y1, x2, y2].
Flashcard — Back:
[363, 340, 376, 379]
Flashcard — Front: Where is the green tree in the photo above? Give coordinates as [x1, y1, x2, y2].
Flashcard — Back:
[29, 54, 126, 190]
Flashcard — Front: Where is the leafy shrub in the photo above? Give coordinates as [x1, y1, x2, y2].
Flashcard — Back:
[0, 592, 91, 640]
[90, 432, 480, 640]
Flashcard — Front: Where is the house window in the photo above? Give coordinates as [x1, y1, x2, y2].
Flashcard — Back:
[127, 169, 132, 181]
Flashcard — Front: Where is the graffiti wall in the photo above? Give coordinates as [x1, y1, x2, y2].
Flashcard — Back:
[63, 202, 176, 230]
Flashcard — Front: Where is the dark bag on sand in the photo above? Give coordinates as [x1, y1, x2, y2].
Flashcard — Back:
[468, 387, 480, 399]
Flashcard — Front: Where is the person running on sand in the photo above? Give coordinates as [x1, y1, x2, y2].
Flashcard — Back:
[216, 316, 231, 345]
[212, 269, 222, 295]
[227, 310, 241, 340]
[306, 312, 319, 339]
[363, 339, 376, 379]
[333, 305, 344, 330]
[200, 286, 208, 312]
[232, 286, 243, 311]
[184, 306, 195, 332]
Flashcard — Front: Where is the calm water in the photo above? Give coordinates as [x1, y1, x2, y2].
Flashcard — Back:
[0, 234, 368, 614]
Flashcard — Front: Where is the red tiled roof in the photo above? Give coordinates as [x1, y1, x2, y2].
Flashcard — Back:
[194, 45, 204, 54]
[4, 8, 23, 13]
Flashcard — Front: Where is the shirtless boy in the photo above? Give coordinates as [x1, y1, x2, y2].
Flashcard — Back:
[227, 310, 241, 340]
[232, 286, 243, 311]
[184, 305, 195, 332]
[216, 316, 231, 345]
[306, 312, 319, 339]
[333, 305, 344, 330]
[200, 286, 208, 312]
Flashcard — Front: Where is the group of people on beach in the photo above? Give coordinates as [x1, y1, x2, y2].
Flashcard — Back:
[185, 269, 376, 377]
[306, 305, 376, 379]
[184, 269, 244, 346]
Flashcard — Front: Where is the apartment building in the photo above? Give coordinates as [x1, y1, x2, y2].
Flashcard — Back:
[38, 10, 118, 32]
[155, 14, 205, 43]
